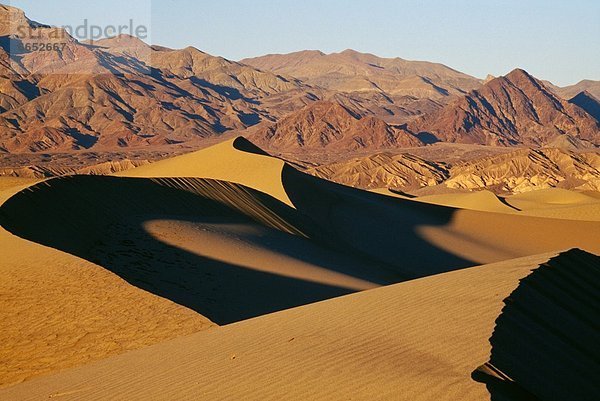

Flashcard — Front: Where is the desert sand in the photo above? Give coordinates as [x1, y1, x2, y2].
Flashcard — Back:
[1, 250, 597, 401]
[0, 138, 598, 400]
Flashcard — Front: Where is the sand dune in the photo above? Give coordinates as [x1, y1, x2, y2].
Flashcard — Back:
[2, 250, 595, 401]
[118, 137, 293, 206]
[0, 173, 388, 385]
[502, 188, 600, 221]
[387, 186, 600, 221]
[280, 165, 600, 276]
[506, 187, 598, 205]
[1, 175, 384, 325]
[1, 138, 599, 391]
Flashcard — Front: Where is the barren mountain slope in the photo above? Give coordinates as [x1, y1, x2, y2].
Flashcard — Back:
[248, 100, 422, 153]
[0, 7, 325, 153]
[242, 49, 481, 98]
[411, 69, 600, 147]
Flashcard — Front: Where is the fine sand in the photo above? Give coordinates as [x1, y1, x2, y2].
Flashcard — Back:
[1, 251, 593, 401]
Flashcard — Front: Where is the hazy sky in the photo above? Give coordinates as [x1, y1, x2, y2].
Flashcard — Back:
[9, 0, 600, 86]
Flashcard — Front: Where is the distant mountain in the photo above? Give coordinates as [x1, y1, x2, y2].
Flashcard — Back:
[247, 100, 421, 153]
[1, 4, 599, 156]
[568, 91, 600, 122]
[242, 49, 481, 99]
[553, 80, 600, 101]
[0, 5, 324, 152]
[411, 69, 600, 147]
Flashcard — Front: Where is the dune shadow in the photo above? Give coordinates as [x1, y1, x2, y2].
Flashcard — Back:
[90, 215, 355, 324]
[281, 165, 473, 278]
[474, 249, 600, 401]
[0, 175, 394, 324]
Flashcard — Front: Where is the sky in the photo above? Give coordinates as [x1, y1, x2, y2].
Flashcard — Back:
[8, 0, 600, 86]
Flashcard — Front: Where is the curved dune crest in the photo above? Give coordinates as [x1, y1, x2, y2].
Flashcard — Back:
[2, 251, 595, 401]
[118, 137, 293, 206]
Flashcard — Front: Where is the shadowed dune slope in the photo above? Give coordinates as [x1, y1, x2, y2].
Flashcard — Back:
[475, 249, 600, 401]
[1, 175, 402, 325]
[0, 179, 214, 388]
[2, 251, 596, 401]
[281, 165, 600, 276]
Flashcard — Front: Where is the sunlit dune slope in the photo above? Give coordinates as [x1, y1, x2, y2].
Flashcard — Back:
[415, 190, 517, 213]
[503, 188, 600, 221]
[118, 137, 293, 206]
[3, 250, 596, 401]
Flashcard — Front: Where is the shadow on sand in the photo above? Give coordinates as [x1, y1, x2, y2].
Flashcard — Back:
[473, 249, 600, 401]
[282, 165, 472, 277]
[0, 172, 474, 324]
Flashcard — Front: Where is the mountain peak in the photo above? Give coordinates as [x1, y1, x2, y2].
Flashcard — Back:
[0, 4, 49, 35]
[412, 69, 600, 147]
[94, 34, 149, 49]
[504, 68, 537, 85]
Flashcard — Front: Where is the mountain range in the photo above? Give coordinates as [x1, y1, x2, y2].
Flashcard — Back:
[0, 4, 599, 163]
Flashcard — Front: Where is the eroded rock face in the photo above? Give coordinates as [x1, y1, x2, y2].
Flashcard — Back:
[412, 69, 600, 147]
[307, 152, 448, 190]
[445, 148, 600, 193]
[308, 147, 600, 194]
